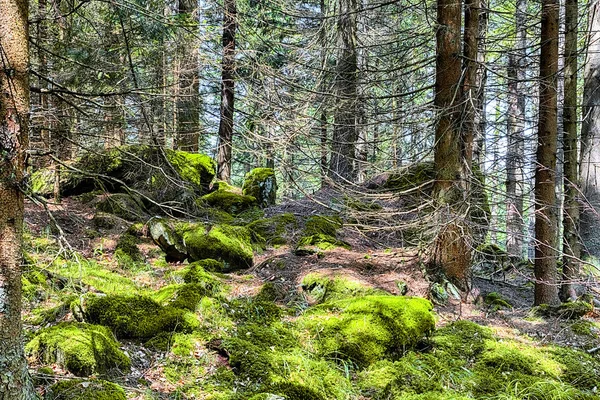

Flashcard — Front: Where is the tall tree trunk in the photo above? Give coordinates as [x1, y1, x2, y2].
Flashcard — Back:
[472, 0, 488, 169]
[0, 0, 36, 397]
[580, 0, 600, 268]
[431, 0, 472, 288]
[461, 0, 479, 164]
[216, 0, 236, 182]
[329, 0, 358, 183]
[561, 0, 579, 301]
[534, 0, 560, 305]
[506, 0, 527, 258]
[319, 0, 329, 187]
[175, 0, 200, 152]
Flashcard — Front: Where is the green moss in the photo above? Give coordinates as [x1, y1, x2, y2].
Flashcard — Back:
[301, 273, 387, 304]
[165, 149, 216, 193]
[534, 301, 594, 320]
[226, 298, 283, 324]
[28, 295, 78, 326]
[184, 259, 226, 276]
[550, 346, 600, 391]
[256, 282, 286, 302]
[114, 232, 143, 268]
[84, 295, 198, 339]
[571, 320, 599, 336]
[182, 224, 254, 270]
[299, 296, 435, 367]
[95, 193, 146, 222]
[247, 214, 297, 249]
[432, 320, 492, 361]
[484, 292, 513, 309]
[200, 189, 257, 215]
[22, 268, 48, 300]
[46, 379, 127, 400]
[242, 168, 278, 208]
[295, 216, 349, 255]
[26, 322, 130, 377]
[169, 283, 212, 311]
[29, 168, 55, 197]
[148, 217, 188, 262]
[269, 382, 324, 400]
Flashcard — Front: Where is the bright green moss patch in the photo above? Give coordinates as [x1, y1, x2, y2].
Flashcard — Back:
[183, 224, 254, 270]
[165, 149, 216, 193]
[184, 259, 225, 278]
[46, 379, 126, 400]
[200, 183, 257, 215]
[247, 214, 297, 249]
[242, 168, 277, 208]
[295, 215, 350, 255]
[484, 291, 513, 309]
[114, 232, 143, 268]
[299, 296, 435, 367]
[432, 320, 492, 361]
[301, 272, 388, 304]
[84, 295, 198, 339]
[534, 300, 594, 320]
[571, 320, 599, 336]
[26, 322, 130, 377]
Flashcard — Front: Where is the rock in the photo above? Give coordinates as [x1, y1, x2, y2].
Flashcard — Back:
[25, 322, 131, 377]
[242, 168, 277, 207]
[247, 213, 297, 249]
[200, 180, 257, 215]
[95, 193, 147, 222]
[148, 217, 187, 262]
[92, 212, 126, 230]
[294, 215, 350, 255]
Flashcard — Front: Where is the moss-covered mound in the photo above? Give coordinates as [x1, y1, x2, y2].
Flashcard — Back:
[26, 322, 131, 377]
[299, 296, 435, 367]
[95, 193, 147, 222]
[295, 215, 350, 255]
[84, 295, 198, 339]
[242, 168, 278, 208]
[182, 223, 254, 270]
[185, 258, 225, 275]
[46, 379, 126, 400]
[148, 217, 188, 262]
[200, 181, 257, 215]
[247, 213, 297, 248]
[114, 231, 143, 268]
[301, 272, 388, 304]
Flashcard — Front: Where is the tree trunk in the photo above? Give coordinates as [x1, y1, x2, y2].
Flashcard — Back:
[506, 0, 527, 258]
[216, 0, 236, 182]
[461, 0, 479, 164]
[431, 0, 472, 288]
[580, 0, 600, 267]
[0, 0, 36, 397]
[534, 0, 560, 305]
[472, 0, 488, 169]
[329, 0, 358, 184]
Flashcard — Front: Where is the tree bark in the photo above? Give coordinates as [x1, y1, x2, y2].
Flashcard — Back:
[0, 0, 37, 397]
[580, 0, 600, 267]
[534, 0, 560, 305]
[506, 0, 527, 259]
[472, 0, 488, 169]
[329, 0, 359, 184]
[216, 0, 236, 182]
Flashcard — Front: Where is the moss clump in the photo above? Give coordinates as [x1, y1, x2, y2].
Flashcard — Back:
[247, 214, 297, 249]
[200, 182, 257, 215]
[26, 322, 131, 377]
[164, 149, 216, 193]
[114, 232, 143, 268]
[256, 282, 286, 302]
[301, 272, 387, 304]
[84, 295, 198, 339]
[300, 296, 435, 367]
[269, 382, 325, 400]
[21, 268, 48, 300]
[484, 292, 513, 310]
[242, 168, 278, 208]
[168, 283, 213, 311]
[432, 320, 492, 361]
[295, 215, 349, 255]
[95, 193, 147, 222]
[148, 217, 188, 262]
[182, 224, 254, 270]
[226, 298, 283, 324]
[46, 379, 126, 400]
[534, 301, 594, 320]
[571, 320, 599, 336]
[184, 259, 225, 276]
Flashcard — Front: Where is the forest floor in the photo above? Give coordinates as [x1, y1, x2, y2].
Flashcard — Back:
[22, 193, 600, 400]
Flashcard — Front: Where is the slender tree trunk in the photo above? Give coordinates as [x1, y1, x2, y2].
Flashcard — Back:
[472, 0, 488, 169]
[561, 0, 580, 301]
[0, 0, 37, 397]
[216, 0, 236, 182]
[319, 0, 329, 187]
[506, 0, 527, 258]
[580, 0, 600, 267]
[461, 0, 479, 164]
[329, 0, 358, 183]
[534, 0, 560, 305]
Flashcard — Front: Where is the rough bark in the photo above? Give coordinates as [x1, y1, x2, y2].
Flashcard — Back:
[461, 0, 479, 164]
[580, 0, 600, 266]
[534, 0, 560, 305]
[472, 0, 488, 169]
[505, 0, 527, 258]
[0, 0, 37, 397]
[216, 0, 236, 182]
[329, 0, 359, 184]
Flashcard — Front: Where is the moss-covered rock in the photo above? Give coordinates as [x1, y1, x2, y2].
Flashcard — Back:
[301, 272, 388, 304]
[295, 215, 349, 255]
[46, 379, 127, 400]
[483, 292, 512, 310]
[182, 224, 254, 270]
[299, 296, 435, 367]
[533, 300, 594, 320]
[247, 214, 297, 248]
[114, 232, 143, 268]
[200, 183, 257, 215]
[184, 259, 225, 275]
[148, 217, 188, 262]
[164, 149, 216, 193]
[95, 193, 146, 222]
[84, 295, 198, 339]
[92, 212, 125, 230]
[26, 322, 131, 377]
[242, 168, 277, 208]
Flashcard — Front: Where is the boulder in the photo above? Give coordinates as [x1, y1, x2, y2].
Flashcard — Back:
[242, 168, 277, 207]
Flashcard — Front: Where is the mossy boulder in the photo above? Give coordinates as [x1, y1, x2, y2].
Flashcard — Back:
[200, 181, 257, 215]
[46, 379, 126, 400]
[182, 223, 254, 270]
[148, 217, 187, 262]
[95, 193, 146, 222]
[295, 215, 350, 255]
[301, 272, 388, 304]
[299, 296, 435, 367]
[247, 213, 297, 248]
[26, 322, 131, 377]
[184, 258, 225, 274]
[484, 292, 512, 310]
[242, 168, 277, 208]
[533, 300, 594, 320]
[114, 231, 143, 268]
[84, 295, 198, 339]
